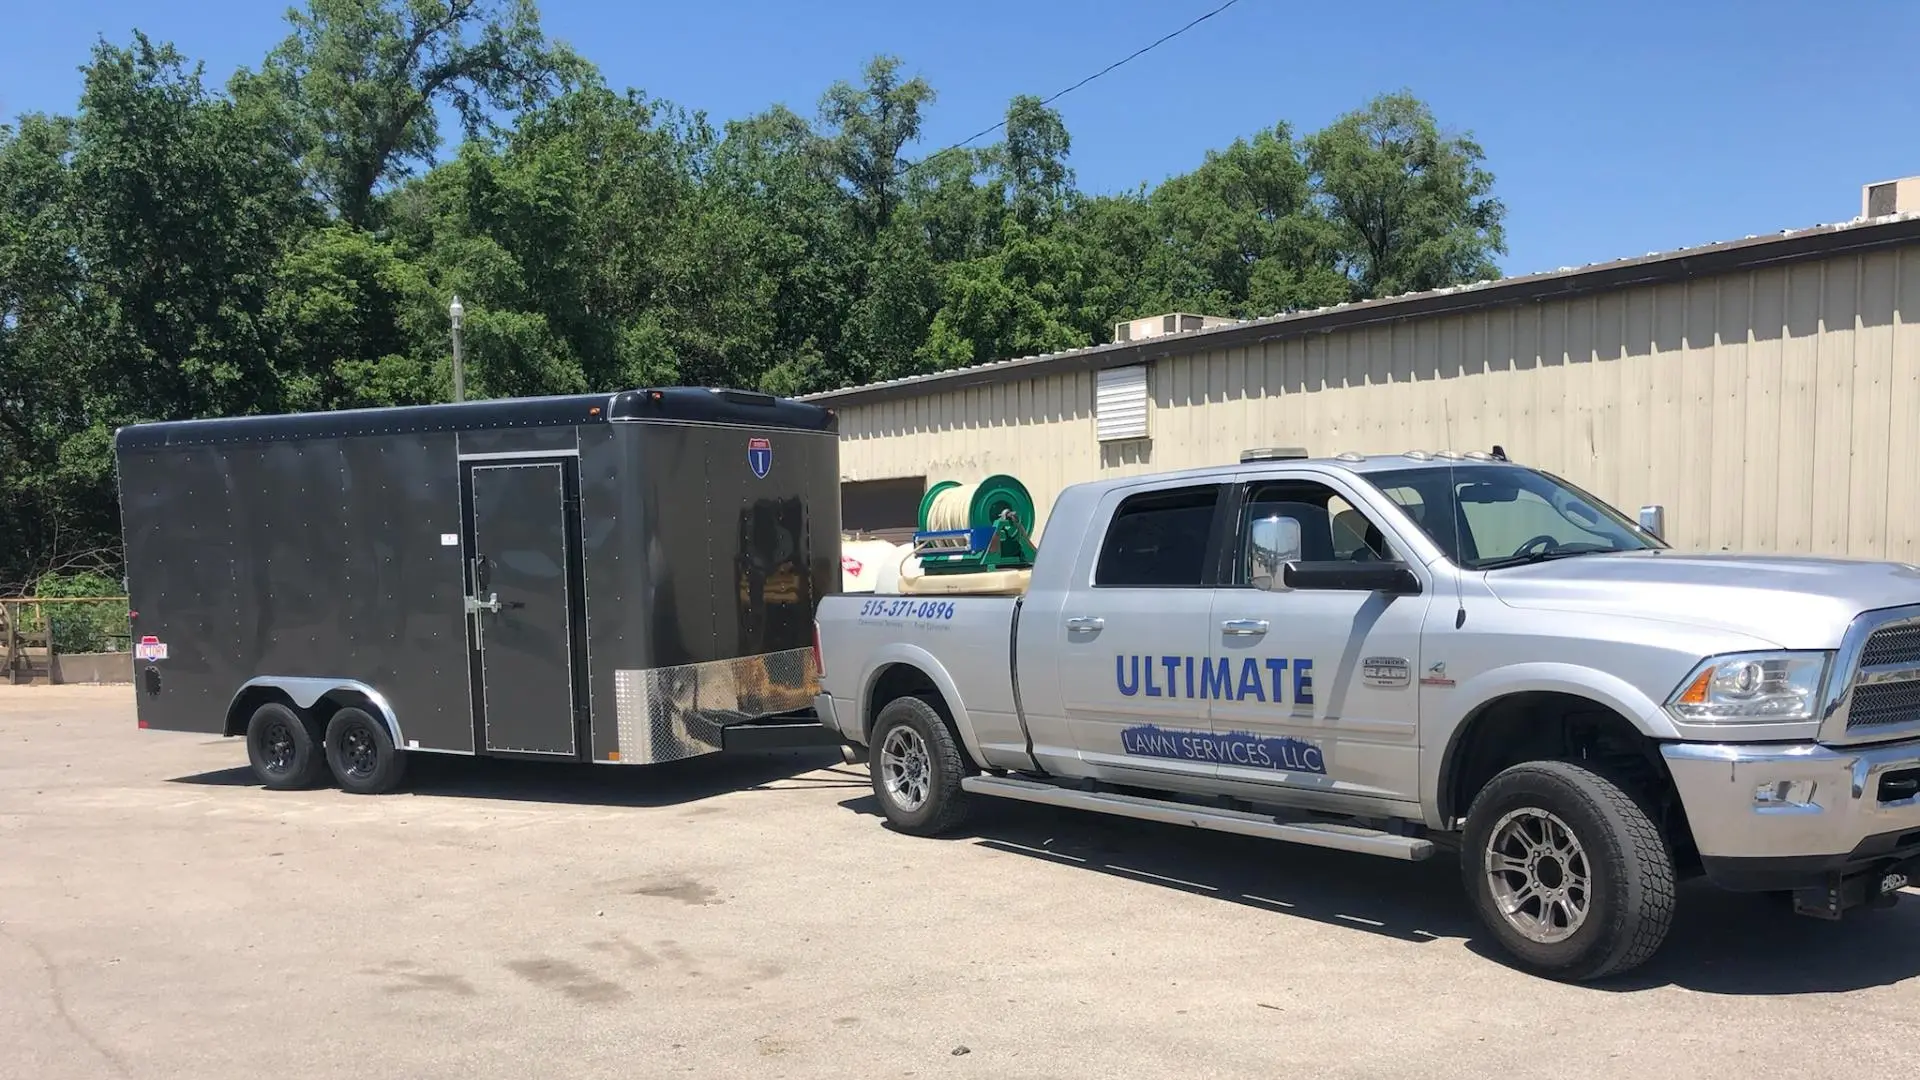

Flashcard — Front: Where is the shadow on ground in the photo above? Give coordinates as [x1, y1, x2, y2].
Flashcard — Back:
[839, 792, 1920, 996]
[171, 746, 859, 808]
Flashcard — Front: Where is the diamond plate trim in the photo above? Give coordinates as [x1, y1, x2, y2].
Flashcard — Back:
[614, 646, 820, 763]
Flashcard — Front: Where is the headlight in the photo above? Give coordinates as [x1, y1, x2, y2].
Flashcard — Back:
[1665, 651, 1831, 723]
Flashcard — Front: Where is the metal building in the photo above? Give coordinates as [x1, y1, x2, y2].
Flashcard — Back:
[808, 193, 1920, 562]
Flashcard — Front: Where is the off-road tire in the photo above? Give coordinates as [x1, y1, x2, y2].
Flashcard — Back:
[323, 706, 409, 795]
[1461, 759, 1676, 982]
[245, 702, 329, 790]
[868, 694, 970, 836]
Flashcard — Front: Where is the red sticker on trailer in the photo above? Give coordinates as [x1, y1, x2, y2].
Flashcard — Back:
[135, 635, 168, 661]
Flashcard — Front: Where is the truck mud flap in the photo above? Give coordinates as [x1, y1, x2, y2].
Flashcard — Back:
[1791, 856, 1919, 920]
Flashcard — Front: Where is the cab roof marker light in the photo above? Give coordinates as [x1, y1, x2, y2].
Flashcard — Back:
[1240, 446, 1311, 463]
[1334, 451, 1367, 462]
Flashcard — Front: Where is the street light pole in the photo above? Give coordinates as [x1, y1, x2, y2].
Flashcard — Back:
[449, 294, 465, 403]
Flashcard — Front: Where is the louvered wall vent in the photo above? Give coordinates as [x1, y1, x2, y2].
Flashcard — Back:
[1095, 364, 1149, 442]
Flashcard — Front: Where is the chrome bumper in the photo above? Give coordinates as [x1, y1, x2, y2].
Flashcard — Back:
[1663, 738, 1920, 862]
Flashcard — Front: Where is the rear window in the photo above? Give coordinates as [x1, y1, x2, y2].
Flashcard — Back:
[1094, 486, 1220, 587]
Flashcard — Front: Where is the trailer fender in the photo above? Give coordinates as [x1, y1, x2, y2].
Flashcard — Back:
[226, 677, 404, 749]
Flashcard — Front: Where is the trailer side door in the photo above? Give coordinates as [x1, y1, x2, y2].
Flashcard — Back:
[463, 456, 589, 759]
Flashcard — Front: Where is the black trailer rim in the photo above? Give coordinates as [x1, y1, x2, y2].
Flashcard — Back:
[341, 724, 379, 780]
[261, 720, 297, 774]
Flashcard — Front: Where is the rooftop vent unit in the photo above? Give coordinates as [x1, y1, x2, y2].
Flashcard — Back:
[1113, 311, 1235, 342]
[1240, 447, 1310, 463]
[1862, 176, 1920, 218]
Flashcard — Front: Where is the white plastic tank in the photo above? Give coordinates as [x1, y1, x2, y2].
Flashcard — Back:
[840, 538, 908, 593]
[875, 546, 920, 594]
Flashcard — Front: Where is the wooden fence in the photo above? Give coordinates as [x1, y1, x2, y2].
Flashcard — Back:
[1, 596, 131, 685]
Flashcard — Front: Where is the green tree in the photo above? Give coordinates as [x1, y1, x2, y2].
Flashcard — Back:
[820, 55, 933, 242]
[0, 34, 318, 585]
[1305, 91, 1506, 299]
[267, 224, 443, 409]
[256, 0, 584, 228]
[1148, 123, 1347, 315]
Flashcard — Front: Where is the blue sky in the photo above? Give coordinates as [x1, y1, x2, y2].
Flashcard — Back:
[5, 0, 1917, 279]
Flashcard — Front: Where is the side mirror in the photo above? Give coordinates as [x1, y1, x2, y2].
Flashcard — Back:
[1637, 504, 1666, 541]
[1281, 561, 1422, 595]
[1248, 515, 1303, 592]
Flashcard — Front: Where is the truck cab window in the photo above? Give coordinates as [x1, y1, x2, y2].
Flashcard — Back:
[1094, 486, 1221, 587]
[1359, 464, 1658, 569]
[1239, 481, 1395, 587]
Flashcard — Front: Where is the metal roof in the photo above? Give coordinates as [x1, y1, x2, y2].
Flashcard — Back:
[803, 211, 1920, 409]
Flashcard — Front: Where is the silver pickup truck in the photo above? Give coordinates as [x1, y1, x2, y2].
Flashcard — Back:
[812, 450, 1920, 981]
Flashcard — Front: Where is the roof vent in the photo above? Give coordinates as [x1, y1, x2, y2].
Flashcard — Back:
[1113, 311, 1235, 342]
[1240, 446, 1310, 463]
[1862, 176, 1920, 218]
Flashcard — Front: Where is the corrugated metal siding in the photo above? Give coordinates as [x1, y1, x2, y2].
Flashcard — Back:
[834, 245, 1920, 559]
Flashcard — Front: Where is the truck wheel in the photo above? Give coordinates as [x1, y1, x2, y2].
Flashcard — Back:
[1461, 759, 1675, 982]
[323, 707, 408, 795]
[868, 694, 969, 836]
[245, 702, 328, 790]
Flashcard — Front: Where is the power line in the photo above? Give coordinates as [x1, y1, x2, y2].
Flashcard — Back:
[896, 0, 1242, 178]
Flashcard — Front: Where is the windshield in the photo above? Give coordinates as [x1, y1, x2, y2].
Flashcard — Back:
[1360, 464, 1663, 569]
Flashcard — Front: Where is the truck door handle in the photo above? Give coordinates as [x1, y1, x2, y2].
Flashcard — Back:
[465, 592, 501, 616]
[1221, 619, 1269, 636]
[1065, 616, 1105, 633]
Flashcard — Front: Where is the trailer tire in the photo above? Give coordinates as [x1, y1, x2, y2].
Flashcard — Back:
[868, 694, 969, 836]
[323, 707, 408, 795]
[245, 702, 328, 790]
[1461, 759, 1675, 982]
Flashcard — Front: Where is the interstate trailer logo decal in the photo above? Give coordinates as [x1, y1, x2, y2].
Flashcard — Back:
[1120, 724, 1326, 775]
[747, 437, 772, 479]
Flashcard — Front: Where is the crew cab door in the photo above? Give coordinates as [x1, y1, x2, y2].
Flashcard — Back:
[1207, 472, 1431, 810]
[1053, 480, 1229, 788]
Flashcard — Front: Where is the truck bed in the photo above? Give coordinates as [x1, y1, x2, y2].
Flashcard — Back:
[814, 591, 1025, 757]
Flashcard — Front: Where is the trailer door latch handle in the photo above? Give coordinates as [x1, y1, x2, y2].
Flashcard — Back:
[466, 592, 502, 615]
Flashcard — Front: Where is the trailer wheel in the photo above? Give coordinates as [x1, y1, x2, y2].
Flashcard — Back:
[1461, 759, 1675, 982]
[245, 702, 328, 790]
[323, 707, 408, 795]
[868, 694, 969, 836]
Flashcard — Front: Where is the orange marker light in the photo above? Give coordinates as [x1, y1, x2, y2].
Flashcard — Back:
[1678, 668, 1713, 705]
[606, 751, 620, 762]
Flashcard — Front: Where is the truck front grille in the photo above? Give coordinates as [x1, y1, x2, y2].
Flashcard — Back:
[1848, 680, 1920, 729]
[1861, 624, 1920, 668]
[1829, 609, 1920, 742]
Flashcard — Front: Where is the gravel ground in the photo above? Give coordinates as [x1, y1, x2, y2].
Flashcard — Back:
[2, 684, 1917, 1080]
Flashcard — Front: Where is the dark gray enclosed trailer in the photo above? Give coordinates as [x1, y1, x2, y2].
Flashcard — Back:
[113, 387, 841, 793]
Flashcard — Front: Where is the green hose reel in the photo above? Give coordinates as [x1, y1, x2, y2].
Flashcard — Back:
[912, 474, 1039, 575]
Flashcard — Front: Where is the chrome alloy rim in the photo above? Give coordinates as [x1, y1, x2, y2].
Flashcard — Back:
[879, 725, 931, 812]
[1484, 807, 1592, 944]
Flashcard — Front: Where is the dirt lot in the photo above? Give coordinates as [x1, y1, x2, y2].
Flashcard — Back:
[2, 685, 1918, 1079]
